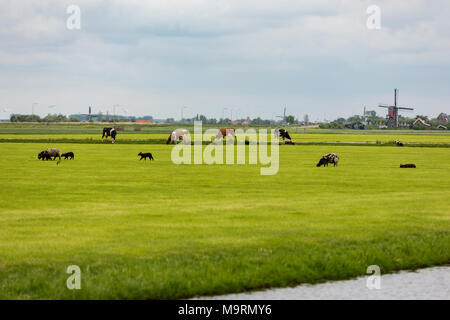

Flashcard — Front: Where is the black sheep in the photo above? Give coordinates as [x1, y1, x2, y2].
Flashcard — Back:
[61, 152, 75, 160]
[38, 151, 51, 161]
[400, 164, 416, 168]
[138, 152, 154, 161]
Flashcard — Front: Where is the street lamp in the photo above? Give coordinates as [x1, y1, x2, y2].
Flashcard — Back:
[181, 106, 187, 123]
[113, 104, 120, 122]
[48, 105, 56, 114]
[222, 107, 227, 123]
[32, 102, 38, 115]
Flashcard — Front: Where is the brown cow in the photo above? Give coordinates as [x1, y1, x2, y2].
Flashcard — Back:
[166, 129, 189, 144]
[214, 128, 236, 142]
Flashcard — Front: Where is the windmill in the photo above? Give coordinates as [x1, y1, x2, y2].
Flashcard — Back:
[378, 89, 414, 128]
[276, 107, 287, 124]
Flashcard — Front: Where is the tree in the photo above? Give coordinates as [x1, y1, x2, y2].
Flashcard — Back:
[347, 115, 363, 123]
[415, 115, 429, 121]
[285, 115, 295, 124]
[336, 117, 346, 124]
[303, 114, 309, 125]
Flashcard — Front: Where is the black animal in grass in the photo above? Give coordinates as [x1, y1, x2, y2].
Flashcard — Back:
[275, 128, 292, 141]
[316, 153, 339, 167]
[61, 152, 75, 160]
[38, 148, 61, 161]
[38, 151, 52, 161]
[400, 163, 416, 168]
[396, 140, 404, 147]
[138, 152, 154, 161]
[102, 127, 117, 143]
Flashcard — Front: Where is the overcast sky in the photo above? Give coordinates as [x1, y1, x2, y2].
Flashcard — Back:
[0, 0, 449, 120]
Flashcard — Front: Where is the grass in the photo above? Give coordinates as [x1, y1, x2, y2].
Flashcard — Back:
[0, 142, 449, 299]
[1, 132, 450, 144]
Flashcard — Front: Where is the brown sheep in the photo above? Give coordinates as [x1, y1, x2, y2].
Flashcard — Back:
[38, 148, 61, 160]
[317, 153, 339, 167]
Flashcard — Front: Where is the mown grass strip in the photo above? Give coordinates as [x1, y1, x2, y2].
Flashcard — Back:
[1, 138, 449, 148]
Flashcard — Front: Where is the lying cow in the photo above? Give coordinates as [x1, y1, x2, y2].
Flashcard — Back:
[400, 164, 416, 168]
[102, 127, 117, 143]
[38, 148, 61, 161]
[138, 152, 154, 161]
[166, 129, 189, 144]
[396, 141, 404, 147]
[317, 153, 339, 167]
[61, 152, 74, 160]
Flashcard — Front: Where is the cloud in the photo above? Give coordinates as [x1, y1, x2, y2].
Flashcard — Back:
[0, 0, 449, 119]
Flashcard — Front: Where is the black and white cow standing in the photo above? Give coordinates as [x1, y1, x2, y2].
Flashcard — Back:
[275, 128, 292, 141]
[275, 128, 294, 144]
[102, 127, 117, 144]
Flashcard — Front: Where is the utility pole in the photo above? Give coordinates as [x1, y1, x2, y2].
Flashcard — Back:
[222, 107, 227, 123]
[181, 106, 187, 123]
[32, 102, 38, 115]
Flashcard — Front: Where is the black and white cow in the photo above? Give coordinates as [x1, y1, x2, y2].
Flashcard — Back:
[102, 127, 117, 143]
[275, 128, 292, 141]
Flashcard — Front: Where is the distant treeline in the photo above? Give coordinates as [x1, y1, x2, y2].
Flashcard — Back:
[319, 114, 448, 130]
[10, 114, 80, 123]
[8, 112, 449, 130]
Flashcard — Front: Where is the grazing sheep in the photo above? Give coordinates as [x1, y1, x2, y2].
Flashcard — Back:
[317, 153, 339, 167]
[38, 148, 61, 161]
[138, 152, 154, 161]
[61, 152, 74, 160]
[396, 141, 404, 147]
[38, 151, 51, 161]
[400, 164, 416, 168]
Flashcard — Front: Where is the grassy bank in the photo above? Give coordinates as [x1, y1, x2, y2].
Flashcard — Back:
[0, 143, 448, 299]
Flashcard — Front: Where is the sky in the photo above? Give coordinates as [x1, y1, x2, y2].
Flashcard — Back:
[0, 0, 449, 121]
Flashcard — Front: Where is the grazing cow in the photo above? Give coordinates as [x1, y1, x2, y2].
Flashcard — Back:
[138, 152, 154, 161]
[275, 128, 292, 141]
[396, 141, 404, 147]
[102, 127, 117, 143]
[400, 164, 416, 168]
[316, 153, 339, 167]
[38, 148, 61, 161]
[61, 152, 74, 160]
[166, 129, 189, 144]
[214, 128, 236, 142]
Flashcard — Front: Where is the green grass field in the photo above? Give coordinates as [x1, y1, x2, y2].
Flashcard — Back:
[0, 137, 449, 299]
[1, 132, 450, 144]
